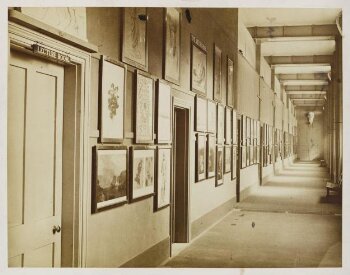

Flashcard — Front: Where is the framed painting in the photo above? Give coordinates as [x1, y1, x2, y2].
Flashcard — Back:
[224, 145, 231, 173]
[92, 145, 128, 213]
[225, 107, 232, 145]
[156, 80, 172, 144]
[155, 146, 172, 210]
[130, 146, 155, 201]
[196, 133, 207, 182]
[207, 99, 217, 134]
[217, 104, 225, 144]
[207, 134, 216, 178]
[122, 8, 148, 71]
[227, 56, 234, 107]
[135, 70, 155, 144]
[216, 145, 224, 186]
[191, 34, 207, 95]
[99, 56, 126, 143]
[213, 44, 222, 102]
[195, 95, 208, 132]
[232, 146, 237, 180]
[241, 146, 246, 169]
[232, 110, 237, 145]
[164, 8, 181, 85]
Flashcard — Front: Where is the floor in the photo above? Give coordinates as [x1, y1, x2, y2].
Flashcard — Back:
[162, 160, 342, 268]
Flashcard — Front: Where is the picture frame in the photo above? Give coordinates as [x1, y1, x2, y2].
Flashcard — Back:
[156, 79, 172, 144]
[217, 104, 225, 144]
[213, 44, 222, 102]
[207, 99, 217, 134]
[195, 95, 208, 132]
[163, 8, 181, 85]
[241, 146, 246, 169]
[232, 146, 237, 180]
[155, 146, 172, 210]
[257, 145, 260, 164]
[224, 145, 231, 173]
[216, 145, 224, 186]
[99, 56, 126, 143]
[135, 70, 155, 144]
[247, 117, 251, 145]
[207, 134, 216, 178]
[250, 145, 254, 165]
[227, 56, 234, 107]
[91, 145, 128, 213]
[241, 115, 246, 146]
[196, 133, 207, 182]
[225, 107, 232, 145]
[232, 110, 237, 145]
[191, 34, 207, 95]
[122, 8, 148, 71]
[246, 145, 250, 166]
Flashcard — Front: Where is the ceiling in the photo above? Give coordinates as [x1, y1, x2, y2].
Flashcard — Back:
[274, 65, 331, 74]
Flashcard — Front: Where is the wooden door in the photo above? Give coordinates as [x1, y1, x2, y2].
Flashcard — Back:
[8, 50, 64, 267]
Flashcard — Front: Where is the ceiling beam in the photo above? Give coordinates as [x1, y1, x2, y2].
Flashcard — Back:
[285, 85, 328, 91]
[282, 80, 329, 86]
[277, 73, 329, 81]
[286, 91, 327, 95]
[265, 55, 333, 65]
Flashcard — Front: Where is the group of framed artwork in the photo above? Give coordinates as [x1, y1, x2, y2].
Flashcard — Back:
[240, 115, 260, 169]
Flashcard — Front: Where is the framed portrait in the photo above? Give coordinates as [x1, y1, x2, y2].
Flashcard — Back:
[207, 99, 217, 134]
[225, 107, 232, 145]
[207, 134, 216, 178]
[155, 146, 172, 210]
[191, 34, 207, 95]
[224, 145, 231, 173]
[213, 44, 222, 102]
[195, 95, 208, 132]
[122, 8, 148, 71]
[232, 146, 237, 180]
[196, 133, 207, 182]
[217, 104, 225, 144]
[92, 145, 128, 213]
[241, 146, 246, 169]
[164, 8, 181, 85]
[216, 145, 224, 186]
[232, 110, 237, 145]
[135, 70, 155, 144]
[227, 56, 234, 107]
[156, 80, 172, 144]
[130, 146, 155, 201]
[99, 56, 126, 143]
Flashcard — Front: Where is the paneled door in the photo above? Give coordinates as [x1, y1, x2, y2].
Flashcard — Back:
[8, 50, 64, 267]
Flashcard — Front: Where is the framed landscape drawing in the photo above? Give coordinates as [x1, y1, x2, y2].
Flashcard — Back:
[99, 56, 126, 143]
[196, 133, 207, 182]
[226, 56, 234, 107]
[92, 145, 128, 213]
[224, 145, 231, 173]
[217, 104, 225, 144]
[195, 95, 207, 132]
[135, 70, 155, 144]
[164, 8, 181, 85]
[122, 8, 148, 71]
[191, 34, 207, 95]
[155, 146, 172, 210]
[225, 107, 232, 145]
[213, 44, 222, 102]
[207, 134, 216, 178]
[232, 110, 237, 145]
[207, 99, 217, 134]
[156, 80, 172, 144]
[232, 146, 237, 180]
[216, 145, 224, 186]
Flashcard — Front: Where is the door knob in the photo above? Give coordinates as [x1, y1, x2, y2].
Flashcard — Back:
[52, 225, 61, 234]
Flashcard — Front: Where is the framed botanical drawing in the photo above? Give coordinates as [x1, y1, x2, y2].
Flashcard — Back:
[99, 56, 126, 143]
[191, 34, 207, 95]
[226, 56, 234, 107]
[231, 146, 237, 180]
[217, 104, 225, 144]
[232, 110, 237, 145]
[196, 133, 207, 182]
[156, 80, 172, 144]
[207, 134, 216, 178]
[207, 99, 217, 134]
[155, 146, 172, 210]
[224, 145, 231, 173]
[164, 8, 181, 85]
[92, 145, 128, 213]
[213, 44, 222, 102]
[216, 145, 224, 186]
[135, 70, 155, 144]
[130, 146, 155, 201]
[241, 146, 246, 169]
[122, 8, 148, 71]
[225, 107, 232, 145]
[195, 95, 207, 132]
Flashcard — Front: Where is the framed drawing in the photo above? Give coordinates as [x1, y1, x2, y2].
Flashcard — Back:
[155, 146, 172, 210]
[135, 70, 155, 144]
[224, 145, 231, 173]
[246, 145, 250, 166]
[99, 56, 126, 143]
[232, 110, 237, 145]
[164, 8, 181, 85]
[213, 44, 222, 102]
[250, 145, 254, 165]
[195, 95, 207, 132]
[92, 145, 128, 213]
[196, 133, 207, 182]
[122, 8, 148, 71]
[130, 146, 155, 201]
[217, 104, 225, 144]
[241, 146, 246, 169]
[246, 117, 251, 145]
[225, 107, 232, 145]
[227, 56, 234, 107]
[232, 146, 237, 180]
[257, 146, 260, 164]
[207, 99, 217, 134]
[191, 34, 207, 95]
[207, 134, 216, 178]
[241, 115, 246, 146]
[156, 80, 172, 144]
[216, 145, 224, 186]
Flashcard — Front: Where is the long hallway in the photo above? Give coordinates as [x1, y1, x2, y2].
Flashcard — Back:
[163, 161, 342, 268]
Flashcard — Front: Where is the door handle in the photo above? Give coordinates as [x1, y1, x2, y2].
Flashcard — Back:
[52, 225, 61, 234]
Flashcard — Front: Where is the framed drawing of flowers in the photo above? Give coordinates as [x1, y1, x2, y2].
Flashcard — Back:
[213, 44, 222, 102]
[156, 80, 172, 144]
[191, 34, 207, 95]
[155, 146, 172, 210]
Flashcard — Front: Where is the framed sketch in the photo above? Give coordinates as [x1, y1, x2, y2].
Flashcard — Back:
[217, 104, 225, 144]
[196, 133, 207, 182]
[224, 145, 231, 173]
[213, 44, 222, 102]
[232, 146, 237, 180]
[227, 56, 234, 107]
[122, 8, 148, 71]
[232, 110, 237, 145]
[191, 34, 207, 95]
[216, 145, 224, 186]
[195, 95, 207, 132]
[130, 146, 155, 201]
[241, 115, 246, 146]
[135, 70, 155, 144]
[99, 56, 126, 143]
[241, 146, 246, 169]
[156, 80, 172, 144]
[155, 146, 172, 210]
[207, 134, 216, 178]
[225, 107, 232, 145]
[92, 145, 128, 213]
[164, 8, 181, 85]
[207, 99, 217, 134]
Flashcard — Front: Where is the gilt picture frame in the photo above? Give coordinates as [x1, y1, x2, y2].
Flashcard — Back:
[191, 34, 207, 95]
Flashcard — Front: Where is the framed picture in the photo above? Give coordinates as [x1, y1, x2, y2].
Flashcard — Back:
[224, 145, 231, 173]
[92, 145, 128, 213]
[191, 34, 207, 95]
[207, 134, 216, 178]
[130, 146, 155, 201]
[226, 56, 234, 107]
[155, 146, 172, 210]
[122, 8, 148, 71]
[247, 117, 251, 145]
[195, 95, 207, 132]
[257, 146, 260, 164]
[232, 146, 237, 180]
[257, 121, 260, 145]
[196, 133, 207, 182]
[241, 115, 246, 146]
[250, 145, 254, 165]
[217, 104, 225, 144]
[135, 70, 155, 144]
[241, 146, 246, 169]
[246, 145, 250, 166]
[216, 145, 224, 186]
[99, 56, 126, 143]
[232, 110, 237, 145]
[164, 8, 181, 85]
[213, 44, 222, 102]
[207, 99, 217, 134]
[156, 80, 172, 144]
[225, 107, 232, 144]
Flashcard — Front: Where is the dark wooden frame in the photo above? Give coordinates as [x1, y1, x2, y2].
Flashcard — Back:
[232, 109, 237, 145]
[195, 95, 208, 132]
[226, 56, 234, 108]
[195, 133, 207, 182]
[207, 133, 216, 179]
[216, 145, 224, 186]
[190, 34, 207, 95]
[213, 44, 222, 102]
[156, 79, 173, 144]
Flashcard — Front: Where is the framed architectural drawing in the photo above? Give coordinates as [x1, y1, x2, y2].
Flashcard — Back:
[225, 107, 232, 145]
[216, 145, 224, 186]
[196, 133, 207, 182]
[195, 95, 207, 132]
[156, 80, 172, 144]
[155, 146, 172, 210]
[232, 146, 237, 180]
[224, 145, 231, 173]
[232, 110, 237, 145]
[217, 104, 225, 144]
[207, 99, 217, 134]
[191, 34, 207, 95]
[164, 8, 181, 85]
[227, 56, 234, 107]
[122, 8, 148, 71]
[99, 56, 126, 143]
[92, 145, 128, 213]
[207, 134, 216, 178]
[213, 44, 222, 102]
[135, 70, 155, 144]
[241, 146, 246, 169]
